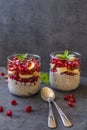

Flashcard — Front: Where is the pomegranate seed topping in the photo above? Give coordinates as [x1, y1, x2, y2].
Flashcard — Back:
[68, 101, 73, 107]
[51, 58, 57, 64]
[1, 72, 5, 76]
[64, 95, 69, 100]
[0, 106, 3, 112]
[6, 110, 12, 116]
[25, 106, 32, 112]
[11, 100, 17, 105]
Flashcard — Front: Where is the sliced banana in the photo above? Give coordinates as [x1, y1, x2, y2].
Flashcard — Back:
[50, 63, 55, 69]
[8, 70, 16, 75]
[56, 67, 67, 73]
[28, 62, 35, 70]
[19, 73, 33, 79]
[68, 69, 79, 74]
[33, 71, 39, 76]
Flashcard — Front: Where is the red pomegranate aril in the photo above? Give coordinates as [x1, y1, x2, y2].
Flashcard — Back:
[70, 98, 76, 102]
[11, 100, 17, 105]
[67, 61, 72, 69]
[64, 95, 69, 100]
[69, 94, 74, 98]
[1, 72, 5, 76]
[57, 60, 63, 66]
[72, 60, 80, 68]
[0, 106, 3, 112]
[19, 66, 25, 72]
[68, 101, 73, 107]
[13, 57, 18, 61]
[25, 106, 32, 112]
[51, 58, 57, 64]
[6, 110, 12, 116]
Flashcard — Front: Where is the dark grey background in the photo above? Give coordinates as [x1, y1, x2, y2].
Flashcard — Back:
[0, 0, 87, 76]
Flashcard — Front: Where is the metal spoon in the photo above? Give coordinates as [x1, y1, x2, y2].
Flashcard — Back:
[41, 87, 57, 128]
[41, 87, 73, 127]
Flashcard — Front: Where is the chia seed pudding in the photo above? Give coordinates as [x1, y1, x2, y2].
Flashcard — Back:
[7, 54, 41, 97]
[50, 50, 81, 91]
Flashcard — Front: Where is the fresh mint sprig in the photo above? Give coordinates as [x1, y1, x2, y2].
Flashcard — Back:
[56, 50, 75, 59]
[16, 53, 29, 61]
[41, 72, 49, 85]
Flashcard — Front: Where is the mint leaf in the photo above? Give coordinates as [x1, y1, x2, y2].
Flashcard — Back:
[41, 72, 49, 85]
[16, 53, 28, 61]
[56, 54, 66, 59]
[64, 50, 69, 58]
[67, 54, 75, 59]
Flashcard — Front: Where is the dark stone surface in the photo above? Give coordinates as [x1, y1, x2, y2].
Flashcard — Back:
[0, 67, 87, 130]
[0, 0, 87, 76]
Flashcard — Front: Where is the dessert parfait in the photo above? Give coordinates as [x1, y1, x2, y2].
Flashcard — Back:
[7, 53, 41, 96]
[49, 50, 81, 91]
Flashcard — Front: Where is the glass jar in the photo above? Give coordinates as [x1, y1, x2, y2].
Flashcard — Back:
[49, 51, 81, 91]
[7, 54, 41, 97]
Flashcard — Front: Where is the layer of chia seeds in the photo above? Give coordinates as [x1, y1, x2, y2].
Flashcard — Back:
[8, 78, 40, 96]
[49, 71, 80, 91]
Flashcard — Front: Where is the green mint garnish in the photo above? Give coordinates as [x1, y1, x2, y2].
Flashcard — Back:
[67, 54, 75, 59]
[41, 72, 49, 85]
[56, 50, 75, 59]
[64, 50, 69, 58]
[16, 53, 29, 61]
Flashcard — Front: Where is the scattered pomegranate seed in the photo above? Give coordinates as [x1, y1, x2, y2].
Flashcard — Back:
[0, 106, 3, 112]
[1, 72, 5, 76]
[68, 101, 73, 107]
[64, 93, 76, 107]
[70, 98, 76, 102]
[64, 95, 69, 100]
[69, 94, 74, 98]
[11, 100, 17, 105]
[6, 110, 12, 116]
[25, 106, 32, 112]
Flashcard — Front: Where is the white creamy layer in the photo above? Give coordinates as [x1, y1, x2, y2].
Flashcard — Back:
[49, 71, 80, 91]
[8, 78, 40, 96]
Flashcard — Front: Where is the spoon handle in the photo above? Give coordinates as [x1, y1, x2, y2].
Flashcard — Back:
[52, 101, 72, 127]
[48, 101, 57, 128]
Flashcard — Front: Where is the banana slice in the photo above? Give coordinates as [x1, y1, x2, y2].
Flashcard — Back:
[8, 70, 16, 75]
[28, 62, 35, 70]
[19, 73, 33, 79]
[56, 67, 67, 73]
[33, 71, 39, 76]
[68, 69, 79, 74]
[50, 63, 55, 69]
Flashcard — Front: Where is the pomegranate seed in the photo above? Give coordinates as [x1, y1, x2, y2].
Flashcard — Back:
[57, 60, 63, 67]
[70, 98, 76, 102]
[68, 101, 73, 107]
[13, 57, 18, 61]
[0, 106, 3, 112]
[25, 106, 32, 112]
[6, 110, 12, 116]
[1, 72, 5, 76]
[11, 100, 17, 105]
[69, 94, 74, 98]
[64, 95, 69, 100]
[51, 58, 57, 64]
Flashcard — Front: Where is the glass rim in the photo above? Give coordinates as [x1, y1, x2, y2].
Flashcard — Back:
[50, 51, 81, 58]
[7, 53, 41, 62]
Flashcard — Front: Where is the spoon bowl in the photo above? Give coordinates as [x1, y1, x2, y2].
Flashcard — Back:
[41, 87, 55, 102]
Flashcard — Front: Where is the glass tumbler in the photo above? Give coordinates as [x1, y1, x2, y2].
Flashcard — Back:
[49, 51, 81, 91]
[7, 53, 41, 97]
